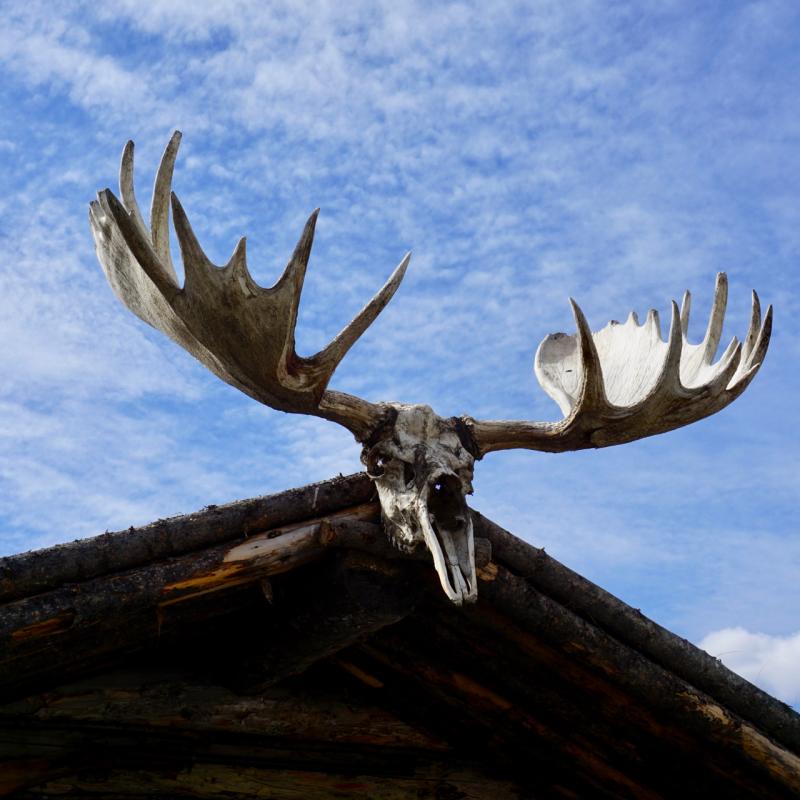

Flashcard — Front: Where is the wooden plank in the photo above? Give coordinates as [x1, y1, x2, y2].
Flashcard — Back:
[0, 667, 447, 750]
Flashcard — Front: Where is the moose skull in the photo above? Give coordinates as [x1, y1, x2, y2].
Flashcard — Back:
[91, 133, 772, 606]
[361, 404, 478, 605]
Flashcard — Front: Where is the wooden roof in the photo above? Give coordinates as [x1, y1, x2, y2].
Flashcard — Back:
[2, 472, 799, 798]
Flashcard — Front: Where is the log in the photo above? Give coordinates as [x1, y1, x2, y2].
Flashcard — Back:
[420, 600, 791, 799]
[0, 495, 491, 701]
[0, 506, 376, 700]
[343, 636, 624, 798]
[340, 589, 800, 799]
[476, 561, 800, 796]
[0, 719, 522, 799]
[0, 668, 447, 751]
[472, 510, 800, 756]
[0, 473, 374, 603]
[1, 511, 490, 647]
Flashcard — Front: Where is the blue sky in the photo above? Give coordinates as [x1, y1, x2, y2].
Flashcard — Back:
[1, 1, 798, 705]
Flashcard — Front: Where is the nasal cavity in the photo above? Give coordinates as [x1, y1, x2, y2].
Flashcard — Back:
[428, 475, 463, 532]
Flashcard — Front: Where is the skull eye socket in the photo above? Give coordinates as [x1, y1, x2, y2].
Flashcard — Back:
[365, 449, 393, 478]
[403, 462, 416, 487]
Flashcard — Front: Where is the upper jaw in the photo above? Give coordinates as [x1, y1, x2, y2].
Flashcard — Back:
[416, 471, 477, 605]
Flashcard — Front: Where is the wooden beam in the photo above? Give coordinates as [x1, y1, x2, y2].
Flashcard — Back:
[477, 560, 800, 796]
[0, 473, 374, 604]
[0, 718, 523, 799]
[473, 510, 800, 757]
[1, 505, 376, 647]
[0, 507, 379, 700]
[1, 508, 493, 701]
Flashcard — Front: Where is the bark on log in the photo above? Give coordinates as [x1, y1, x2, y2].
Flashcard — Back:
[1, 512, 490, 648]
[0, 473, 374, 603]
[0, 493, 492, 702]
[476, 560, 800, 795]
[472, 510, 800, 757]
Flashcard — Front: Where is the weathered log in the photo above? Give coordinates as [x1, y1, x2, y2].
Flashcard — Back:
[341, 595, 799, 799]
[1, 516, 491, 642]
[0, 498, 492, 702]
[0, 472, 374, 603]
[0, 507, 376, 700]
[0, 718, 522, 799]
[0, 667, 447, 750]
[0, 505, 377, 646]
[420, 600, 793, 799]
[345, 636, 638, 799]
[476, 561, 800, 795]
[473, 510, 800, 756]
[1, 512, 489, 648]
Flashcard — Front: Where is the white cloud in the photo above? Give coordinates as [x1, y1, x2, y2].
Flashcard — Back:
[699, 628, 800, 707]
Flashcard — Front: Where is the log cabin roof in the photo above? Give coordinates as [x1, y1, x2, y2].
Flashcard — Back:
[1, 472, 799, 799]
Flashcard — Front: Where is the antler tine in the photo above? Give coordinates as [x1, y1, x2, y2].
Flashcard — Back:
[91, 133, 406, 438]
[150, 131, 181, 283]
[679, 290, 691, 337]
[702, 271, 728, 363]
[315, 252, 411, 374]
[741, 290, 762, 365]
[730, 299, 772, 392]
[751, 302, 773, 368]
[467, 273, 772, 456]
[119, 140, 148, 242]
[652, 301, 684, 396]
[273, 208, 320, 307]
[569, 298, 607, 412]
[645, 308, 662, 339]
[170, 192, 217, 288]
[99, 188, 180, 300]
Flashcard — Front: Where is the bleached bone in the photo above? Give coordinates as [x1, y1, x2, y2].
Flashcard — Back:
[90, 133, 772, 606]
[467, 273, 772, 455]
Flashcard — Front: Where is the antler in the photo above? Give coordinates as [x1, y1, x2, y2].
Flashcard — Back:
[89, 134, 774, 607]
[467, 273, 772, 455]
[89, 132, 409, 440]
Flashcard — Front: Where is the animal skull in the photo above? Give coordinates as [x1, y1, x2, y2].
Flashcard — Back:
[91, 132, 772, 605]
[362, 404, 477, 605]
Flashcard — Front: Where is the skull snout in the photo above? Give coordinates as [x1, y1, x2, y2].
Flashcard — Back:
[418, 470, 477, 605]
